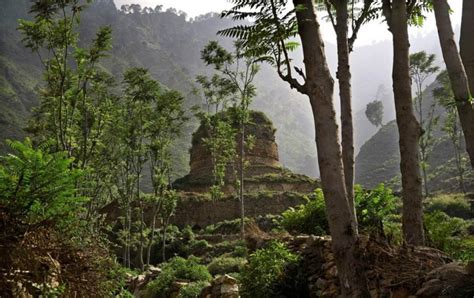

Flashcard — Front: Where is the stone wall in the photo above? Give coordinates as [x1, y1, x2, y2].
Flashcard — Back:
[171, 192, 307, 228]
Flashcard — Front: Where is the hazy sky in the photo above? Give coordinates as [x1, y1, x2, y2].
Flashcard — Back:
[113, 0, 463, 47]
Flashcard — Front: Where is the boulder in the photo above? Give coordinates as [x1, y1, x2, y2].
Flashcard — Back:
[200, 274, 239, 298]
[127, 266, 162, 297]
[416, 262, 474, 297]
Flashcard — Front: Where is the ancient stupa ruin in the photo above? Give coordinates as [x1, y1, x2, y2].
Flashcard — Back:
[171, 110, 319, 227]
[174, 110, 318, 194]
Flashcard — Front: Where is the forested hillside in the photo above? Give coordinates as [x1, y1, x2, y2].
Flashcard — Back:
[1, 0, 456, 179]
[0, 0, 321, 178]
[356, 80, 474, 193]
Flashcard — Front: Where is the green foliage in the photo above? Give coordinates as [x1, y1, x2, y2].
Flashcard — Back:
[410, 51, 440, 196]
[281, 185, 400, 236]
[354, 184, 399, 235]
[203, 218, 251, 235]
[195, 40, 259, 206]
[281, 189, 327, 235]
[144, 256, 211, 298]
[425, 194, 472, 219]
[425, 211, 474, 262]
[112, 66, 186, 269]
[187, 239, 212, 256]
[178, 281, 210, 298]
[207, 256, 247, 275]
[365, 100, 384, 128]
[231, 244, 249, 258]
[239, 241, 299, 298]
[18, 0, 115, 165]
[219, 0, 298, 68]
[434, 70, 468, 193]
[203, 240, 248, 259]
[0, 138, 84, 226]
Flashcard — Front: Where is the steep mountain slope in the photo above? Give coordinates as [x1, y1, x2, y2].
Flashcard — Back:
[0, 0, 321, 178]
[0, 0, 462, 181]
[355, 82, 474, 193]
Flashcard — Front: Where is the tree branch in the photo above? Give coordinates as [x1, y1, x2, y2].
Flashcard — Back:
[348, 0, 375, 51]
[324, 0, 337, 29]
[382, 0, 393, 30]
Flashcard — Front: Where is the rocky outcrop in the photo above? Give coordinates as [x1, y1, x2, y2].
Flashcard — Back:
[200, 274, 239, 298]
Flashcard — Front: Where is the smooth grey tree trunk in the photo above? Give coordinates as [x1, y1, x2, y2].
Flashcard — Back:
[239, 124, 245, 239]
[434, 0, 474, 169]
[383, 0, 425, 245]
[293, 0, 368, 295]
[334, 0, 357, 228]
[146, 211, 157, 267]
[460, 0, 474, 97]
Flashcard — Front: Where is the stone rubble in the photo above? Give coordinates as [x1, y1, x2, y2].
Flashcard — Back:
[200, 274, 240, 298]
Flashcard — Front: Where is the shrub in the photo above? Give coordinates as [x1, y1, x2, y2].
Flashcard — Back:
[203, 218, 251, 235]
[182, 225, 196, 241]
[0, 139, 85, 228]
[178, 281, 210, 298]
[206, 240, 247, 259]
[280, 185, 400, 236]
[354, 184, 399, 235]
[280, 189, 327, 235]
[255, 214, 284, 232]
[232, 243, 248, 258]
[239, 241, 299, 298]
[425, 211, 474, 262]
[187, 239, 211, 256]
[425, 194, 472, 219]
[207, 257, 246, 275]
[144, 256, 211, 298]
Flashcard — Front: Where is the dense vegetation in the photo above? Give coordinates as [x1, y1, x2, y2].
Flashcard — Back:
[1, 0, 474, 297]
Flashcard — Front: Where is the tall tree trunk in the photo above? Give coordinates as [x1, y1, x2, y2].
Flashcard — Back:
[334, 0, 357, 227]
[383, 0, 425, 245]
[460, 0, 474, 95]
[137, 176, 144, 271]
[146, 211, 157, 267]
[239, 124, 245, 239]
[434, 0, 474, 169]
[123, 206, 128, 267]
[293, 0, 368, 295]
[162, 218, 168, 262]
[126, 203, 131, 268]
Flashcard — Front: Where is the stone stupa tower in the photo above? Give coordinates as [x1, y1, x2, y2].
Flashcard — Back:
[174, 110, 317, 194]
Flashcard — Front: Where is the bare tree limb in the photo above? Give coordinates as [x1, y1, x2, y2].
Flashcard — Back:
[348, 0, 375, 51]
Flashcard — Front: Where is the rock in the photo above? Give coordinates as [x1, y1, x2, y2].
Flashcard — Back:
[200, 274, 239, 298]
[169, 280, 189, 298]
[127, 266, 163, 297]
[147, 265, 161, 275]
[417, 262, 474, 297]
